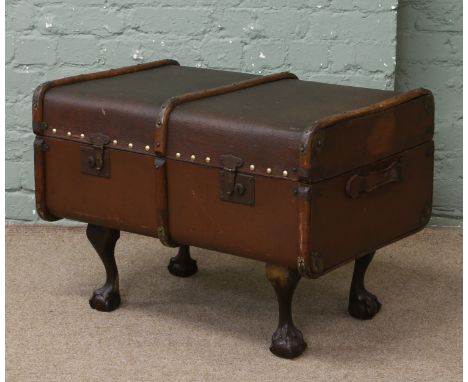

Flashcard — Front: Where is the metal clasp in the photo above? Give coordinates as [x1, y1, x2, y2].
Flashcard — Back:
[80, 133, 111, 177]
[220, 154, 243, 195]
[219, 154, 255, 206]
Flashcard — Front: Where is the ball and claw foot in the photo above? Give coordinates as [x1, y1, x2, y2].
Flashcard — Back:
[86, 224, 121, 313]
[266, 264, 306, 359]
[270, 324, 307, 359]
[348, 291, 381, 320]
[168, 245, 198, 277]
[348, 251, 381, 320]
[89, 285, 121, 312]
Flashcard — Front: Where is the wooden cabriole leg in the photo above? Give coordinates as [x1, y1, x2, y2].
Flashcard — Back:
[86, 224, 121, 312]
[266, 264, 307, 359]
[168, 245, 198, 277]
[348, 251, 382, 320]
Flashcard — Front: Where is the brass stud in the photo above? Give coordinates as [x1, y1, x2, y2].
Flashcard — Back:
[52, 128, 57, 134]
[67, 131, 71, 136]
[80, 133, 85, 138]
[112, 139, 118, 145]
[145, 145, 150, 151]
[176, 153, 181, 159]
[249, 164, 255, 171]
[266, 168, 272, 174]
[205, 157, 211, 163]
[190, 154, 196, 161]
[282, 170, 288, 177]
[128, 143, 133, 149]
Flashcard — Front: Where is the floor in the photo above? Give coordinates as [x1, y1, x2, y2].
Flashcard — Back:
[6, 225, 462, 382]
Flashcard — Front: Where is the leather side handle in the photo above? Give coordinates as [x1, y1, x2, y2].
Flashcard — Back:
[345, 160, 402, 199]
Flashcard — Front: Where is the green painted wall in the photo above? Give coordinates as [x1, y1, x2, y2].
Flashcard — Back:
[395, 0, 462, 226]
[5, 1, 462, 225]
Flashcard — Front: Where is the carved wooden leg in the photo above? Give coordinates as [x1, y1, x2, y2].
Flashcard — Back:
[348, 251, 381, 320]
[86, 224, 121, 312]
[266, 264, 307, 359]
[168, 245, 198, 277]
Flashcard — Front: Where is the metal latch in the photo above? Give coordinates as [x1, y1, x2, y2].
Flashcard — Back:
[80, 133, 111, 177]
[219, 154, 255, 206]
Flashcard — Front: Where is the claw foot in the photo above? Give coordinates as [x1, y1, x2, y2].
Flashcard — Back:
[348, 291, 381, 320]
[89, 285, 121, 312]
[270, 324, 307, 359]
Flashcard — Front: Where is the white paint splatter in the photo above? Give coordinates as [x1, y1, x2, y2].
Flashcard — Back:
[132, 49, 143, 60]
[196, 63, 202, 68]
[228, 40, 233, 44]
[383, 62, 388, 67]
[45, 22, 53, 29]
[316, 5, 322, 8]
[259, 52, 266, 59]
[160, 41, 165, 46]
[32, 210, 36, 215]
[391, 5, 397, 10]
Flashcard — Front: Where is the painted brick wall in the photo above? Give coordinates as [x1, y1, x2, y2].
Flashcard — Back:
[395, 0, 462, 225]
[6, 0, 398, 222]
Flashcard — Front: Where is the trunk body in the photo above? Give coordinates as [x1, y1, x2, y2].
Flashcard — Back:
[33, 61, 434, 275]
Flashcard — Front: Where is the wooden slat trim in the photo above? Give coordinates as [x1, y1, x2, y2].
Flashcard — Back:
[316, 88, 432, 131]
[296, 87, 433, 276]
[152, 71, 298, 247]
[32, 59, 179, 135]
[154, 71, 298, 155]
[33, 137, 60, 221]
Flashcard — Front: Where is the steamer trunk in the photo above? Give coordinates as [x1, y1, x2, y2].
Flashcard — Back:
[32, 59, 435, 359]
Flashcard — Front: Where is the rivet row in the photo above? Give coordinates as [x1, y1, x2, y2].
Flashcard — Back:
[48, 129, 154, 151]
[47, 133, 289, 177]
[173, 153, 289, 177]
